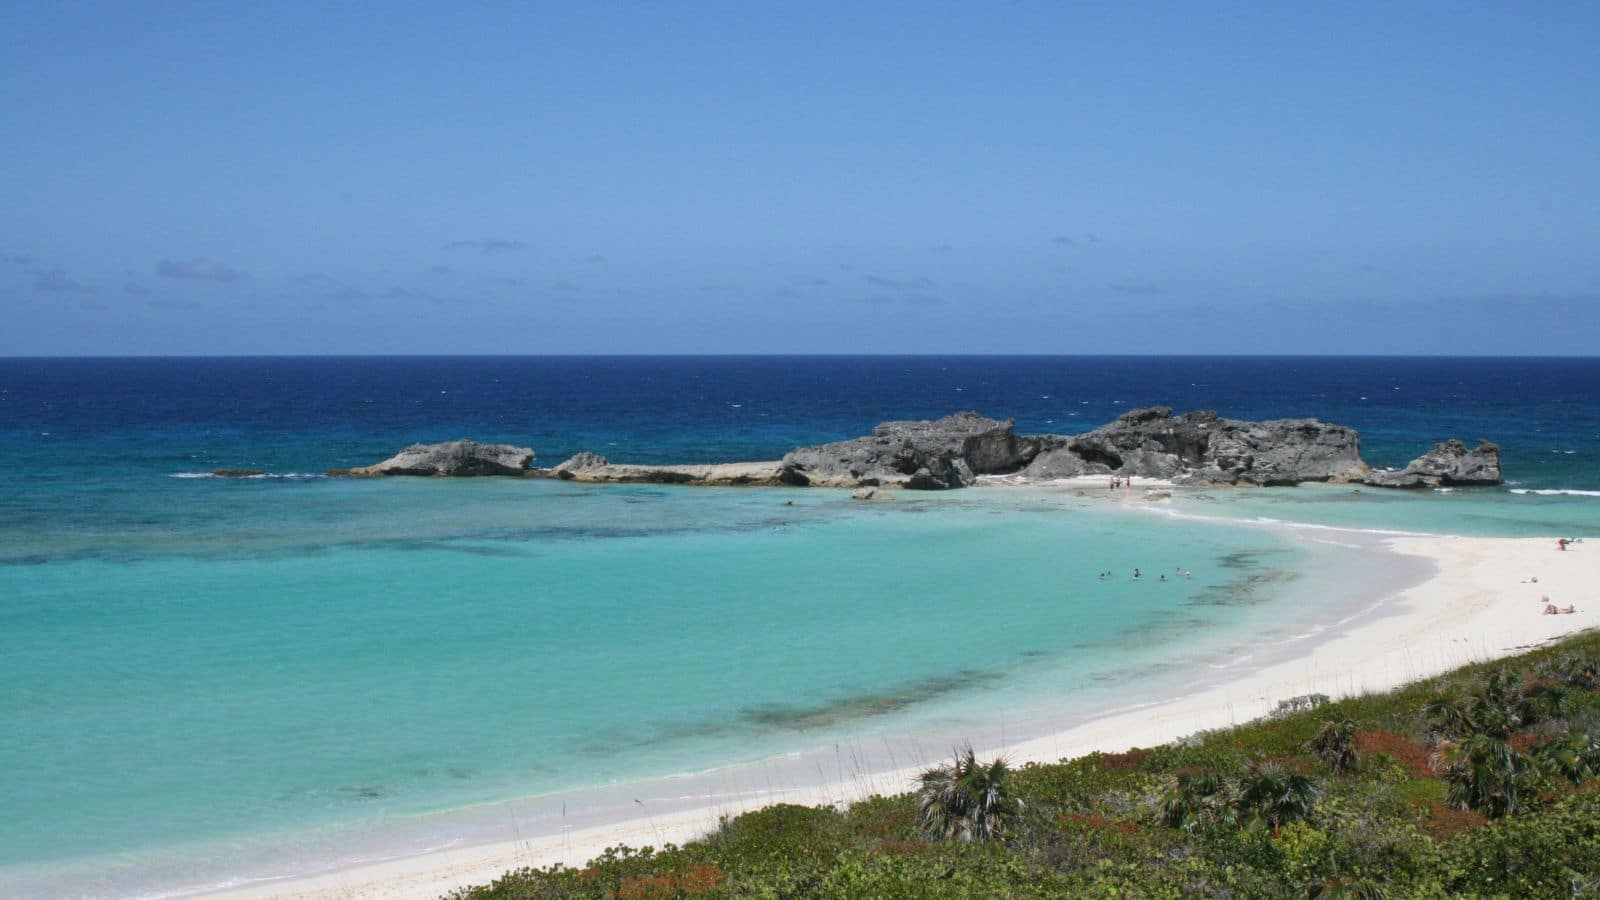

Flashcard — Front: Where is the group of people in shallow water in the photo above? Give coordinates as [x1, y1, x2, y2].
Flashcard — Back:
[1099, 567, 1192, 581]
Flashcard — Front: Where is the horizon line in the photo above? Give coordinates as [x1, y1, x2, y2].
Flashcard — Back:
[3, 352, 1600, 362]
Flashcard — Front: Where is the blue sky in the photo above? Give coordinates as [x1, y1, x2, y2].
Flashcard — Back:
[3, 2, 1598, 355]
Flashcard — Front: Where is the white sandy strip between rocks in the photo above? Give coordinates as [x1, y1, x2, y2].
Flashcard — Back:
[211, 534, 1596, 900]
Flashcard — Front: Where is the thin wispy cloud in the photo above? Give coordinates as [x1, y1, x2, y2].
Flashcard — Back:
[864, 274, 936, 290]
[1108, 281, 1163, 295]
[34, 268, 94, 293]
[148, 297, 201, 310]
[552, 280, 583, 293]
[123, 282, 150, 296]
[383, 286, 467, 305]
[850, 293, 946, 308]
[429, 265, 454, 275]
[1055, 233, 1102, 247]
[157, 258, 247, 282]
[2, 253, 33, 266]
[444, 239, 528, 252]
[586, 254, 608, 265]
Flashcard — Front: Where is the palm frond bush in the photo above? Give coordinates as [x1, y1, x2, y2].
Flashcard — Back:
[1532, 730, 1600, 784]
[1543, 651, 1600, 691]
[1309, 719, 1359, 775]
[915, 743, 1022, 842]
[1234, 760, 1317, 832]
[1159, 769, 1229, 832]
[1439, 733, 1536, 818]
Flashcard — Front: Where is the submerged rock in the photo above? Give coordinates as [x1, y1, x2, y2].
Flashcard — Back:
[780, 411, 1036, 490]
[1365, 440, 1501, 488]
[334, 439, 535, 477]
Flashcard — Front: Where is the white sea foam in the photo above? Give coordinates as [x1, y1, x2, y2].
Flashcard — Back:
[1510, 488, 1600, 497]
[1208, 653, 1254, 669]
[1244, 516, 1438, 538]
[1145, 505, 1441, 538]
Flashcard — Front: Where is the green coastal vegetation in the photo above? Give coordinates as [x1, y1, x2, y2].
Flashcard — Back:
[453, 630, 1600, 898]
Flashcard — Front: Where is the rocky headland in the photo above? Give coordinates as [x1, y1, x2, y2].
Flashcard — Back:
[324, 408, 1501, 490]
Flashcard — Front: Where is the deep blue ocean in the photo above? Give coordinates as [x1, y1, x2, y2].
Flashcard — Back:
[2, 356, 1598, 897]
[3, 355, 1597, 482]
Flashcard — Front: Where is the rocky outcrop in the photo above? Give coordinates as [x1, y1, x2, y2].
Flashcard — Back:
[1364, 440, 1502, 488]
[779, 412, 1038, 490]
[1021, 447, 1107, 479]
[550, 451, 609, 480]
[1021, 407, 1368, 486]
[1185, 416, 1369, 486]
[539, 456, 786, 486]
[334, 440, 535, 477]
[316, 409, 1503, 491]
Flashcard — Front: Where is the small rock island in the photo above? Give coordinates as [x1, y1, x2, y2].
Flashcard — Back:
[322, 407, 1502, 490]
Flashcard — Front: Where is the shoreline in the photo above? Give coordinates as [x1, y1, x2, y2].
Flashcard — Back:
[206, 524, 1597, 900]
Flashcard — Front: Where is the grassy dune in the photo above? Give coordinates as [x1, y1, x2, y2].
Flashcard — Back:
[452, 629, 1600, 898]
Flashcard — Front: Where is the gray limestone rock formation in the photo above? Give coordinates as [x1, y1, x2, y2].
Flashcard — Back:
[1022, 407, 1368, 486]
[779, 411, 1036, 490]
[335, 439, 535, 477]
[1021, 447, 1110, 479]
[551, 451, 609, 479]
[315, 409, 1502, 492]
[1365, 440, 1502, 488]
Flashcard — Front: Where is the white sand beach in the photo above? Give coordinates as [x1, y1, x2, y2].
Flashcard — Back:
[212, 530, 1597, 900]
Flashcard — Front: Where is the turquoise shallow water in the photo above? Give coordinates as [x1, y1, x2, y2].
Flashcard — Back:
[0, 478, 1426, 897]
